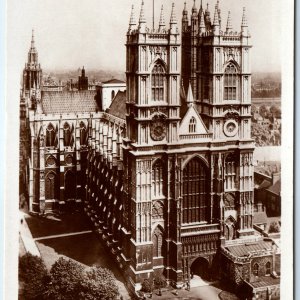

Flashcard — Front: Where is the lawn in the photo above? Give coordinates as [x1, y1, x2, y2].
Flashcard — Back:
[25, 212, 91, 238]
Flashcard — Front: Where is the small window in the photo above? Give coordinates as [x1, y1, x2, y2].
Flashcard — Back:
[46, 123, 56, 147]
[253, 263, 259, 276]
[189, 117, 196, 133]
[80, 122, 87, 145]
[265, 262, 271, 275]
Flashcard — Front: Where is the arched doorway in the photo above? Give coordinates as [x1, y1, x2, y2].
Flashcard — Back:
[190, 257, 210, 280]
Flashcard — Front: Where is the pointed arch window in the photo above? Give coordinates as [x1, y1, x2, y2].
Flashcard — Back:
[63, 123, 71, 147]
[189, 117, 196, 133]
[182, 157, 209, 223]
[80, 122, 87, 146]
[45, 172, 58, 199]
[46, 124, 56, 147]
[225, 154, 237, 191]
[151, 63, 165, 102]
[152, 159, 164, 198]
[152, 226, 164, 257]
[224, 63, 238, 100]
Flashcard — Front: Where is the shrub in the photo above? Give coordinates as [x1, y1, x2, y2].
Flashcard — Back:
[79, 266, 119, 300]
[141, 279, 153, 293]
[45, 257, 84, 300]
[19, 252, 49, 299]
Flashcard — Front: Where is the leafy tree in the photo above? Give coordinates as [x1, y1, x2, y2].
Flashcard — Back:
[141, 279, 153, 293]
[19, 252, 49, 299]
[45, 257, 84, 300]
[270, 105, 281, 118]
[269, 221, 280, 233]
[79, 266, 119, 300]
[259, 105, 268, 118]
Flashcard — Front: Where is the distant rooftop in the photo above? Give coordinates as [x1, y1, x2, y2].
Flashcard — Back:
[102, 79, 125, 84]
[246, 276, 280, 289]
[41, 90, 99, 114]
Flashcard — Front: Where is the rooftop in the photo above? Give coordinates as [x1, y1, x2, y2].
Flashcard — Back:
[225, 240, 273, 257]
[246, 276, 280, 289]
[41, 90, 100, 114]
[107, 90, 126, 120]
[102, 79, 125, 85]
[266, 179, 281, 196]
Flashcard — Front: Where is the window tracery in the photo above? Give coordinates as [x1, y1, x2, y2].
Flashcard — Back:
[224, 63, 238, 100]
[151, 63, 165, 102]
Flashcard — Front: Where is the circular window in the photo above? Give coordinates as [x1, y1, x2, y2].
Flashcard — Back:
[224, 120, 238, 137]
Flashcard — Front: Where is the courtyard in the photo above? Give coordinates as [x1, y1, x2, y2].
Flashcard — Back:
[20, 211, 239, 300]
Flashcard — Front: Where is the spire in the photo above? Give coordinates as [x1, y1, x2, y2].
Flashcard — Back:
[170, 3, 177, 25]
[226, 11, 232, 33]
[186, 82, 194, 105]
[241, 7, 248, 27]
[182, 2, 188, 31]
[241, 7, 249, 36]
[205, 3, 211, 25]
[138, 0, 146, 33]
[199, 12, 206, 34]
[158, 5, 166, 31]
[199, 0, 204, 16]
[217, 0, 221, 27]
[31, 29, 35, 50]
[213, 4, 219, 26]
[183, 1, 188, 19]
[128, 4, 136, 31]
[192, 0, 197, 15]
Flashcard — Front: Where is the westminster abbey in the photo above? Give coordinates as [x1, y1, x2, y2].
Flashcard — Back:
[19, 1, 280, 298]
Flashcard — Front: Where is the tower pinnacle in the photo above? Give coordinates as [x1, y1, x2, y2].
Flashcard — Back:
[170, 3, 177, 25]
[158, 5, 166, 31]
[192, 0, 197, 14]
[128, 5, 136, 31]
[199, 12, 206, 34]
[241, 7, 249, 36]
[138, 0, 146, 33]
[186, 82, 194, 106]
[31, 29, 35, 50]
[226, 11, 232, 33]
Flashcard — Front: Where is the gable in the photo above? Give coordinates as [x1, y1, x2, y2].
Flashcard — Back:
[178, 105, 208, 136]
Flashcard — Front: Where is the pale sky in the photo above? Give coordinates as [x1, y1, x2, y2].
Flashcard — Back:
[7, 0, 281, 75]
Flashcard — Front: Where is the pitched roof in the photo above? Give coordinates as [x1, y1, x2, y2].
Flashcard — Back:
[257, 179, 272, 190]
[247, 276, 280, 288]
[102, 79, 125, 84]
[41, 90, 99, 114]
[266, 179, 281, 195]
[253, 211, 268, 225]
[108, 90, 126, 120]
[225, 240, 273, 257]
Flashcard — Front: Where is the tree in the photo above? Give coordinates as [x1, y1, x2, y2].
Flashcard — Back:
[269, 221, 280, 233]
[19, 252, 49, 299]
[79, 266, 119, 300]
[45, 257, 84, 300]
[259, 105, 268, 118]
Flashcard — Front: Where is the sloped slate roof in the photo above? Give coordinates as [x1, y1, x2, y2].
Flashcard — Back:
[225, 240, 273, 257]
[248, 276, 280, 288]
[102, 79, 125, 84]
[108, 90, 126, 120]
[266, 179, 281, 196]
[41, 91, 99, 114]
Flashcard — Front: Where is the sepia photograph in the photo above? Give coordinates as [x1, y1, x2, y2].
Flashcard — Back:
[5, 0, 294, 299]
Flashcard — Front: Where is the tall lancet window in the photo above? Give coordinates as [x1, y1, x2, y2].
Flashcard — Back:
[189, 117, 196, 133]
[224, 63, 238, 100]
[151, 63, 165, 102]
[80, 122, 87, 146]
[225, 154, 237, 191]
[63, 123, 71, 147]
[152, 159, 164, 198]
[46, 123, 55, 147]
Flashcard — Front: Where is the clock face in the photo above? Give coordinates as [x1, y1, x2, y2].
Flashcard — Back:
[150, 121, 166, 141]
[224, 120, 238, 137]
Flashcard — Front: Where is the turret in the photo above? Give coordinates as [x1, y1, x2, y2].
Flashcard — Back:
[182, 2, 188, 32]
[204, 3, 211, 29]
[191, 0, 198, 35]
[226, 11, 233, 33]
[28, 29, 38, 65]
[169, 3, 177, 34]
[199, 11, 206, 34]
[241, 7, 249, 36]
[128, 4, 136, 32]
[158, 5, 166, 32]
[213, 4, 220, 35]
[138, 0, 146, 33]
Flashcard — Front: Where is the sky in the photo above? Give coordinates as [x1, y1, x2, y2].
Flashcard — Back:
[7, 0, 282, 74]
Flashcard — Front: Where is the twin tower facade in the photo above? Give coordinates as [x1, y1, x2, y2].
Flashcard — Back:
[21, 0, 254, 291]
[92, 0, 253, 289]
